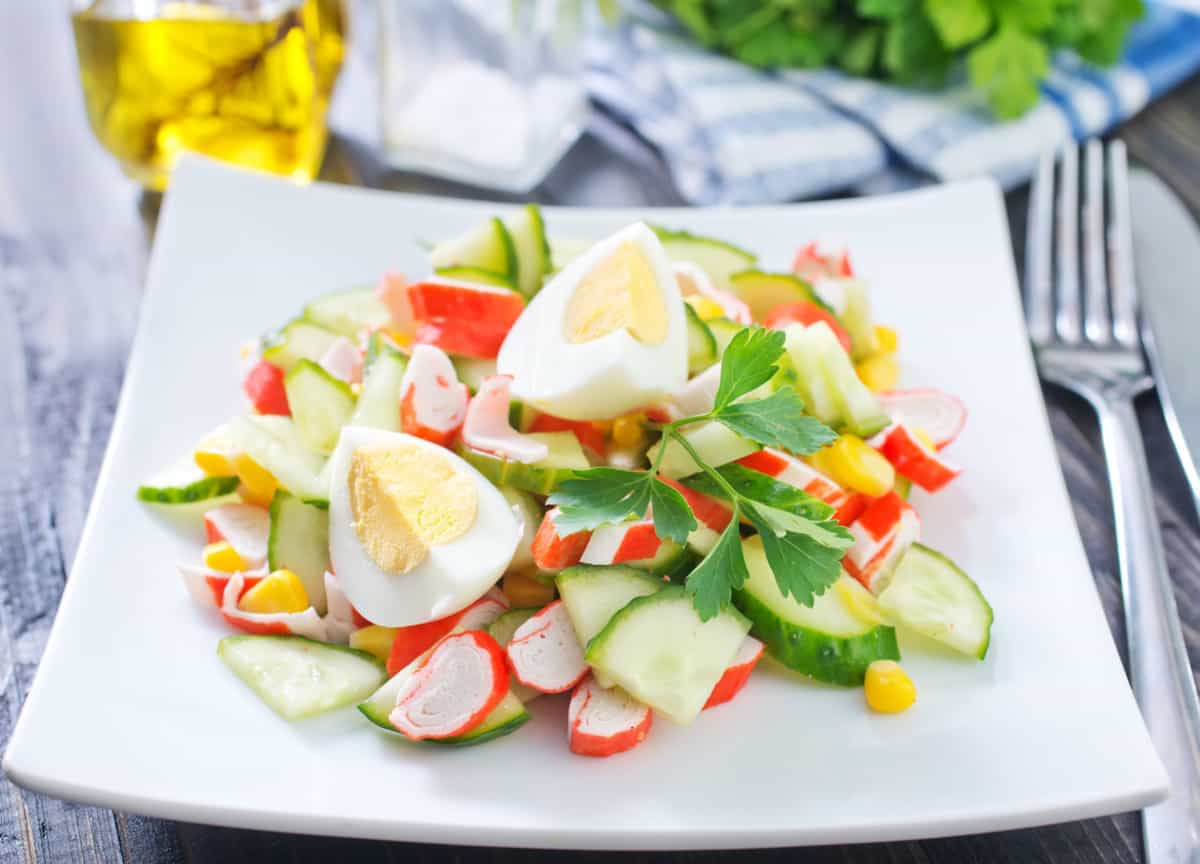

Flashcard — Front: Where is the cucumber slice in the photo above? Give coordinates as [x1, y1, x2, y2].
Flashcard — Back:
[268, 491, 331, 614]
[783, 324, 843, 428]
[349, 344, 407, 432]
[500, 486, 542, 571]
[138, 460, 238, 504]
[707, 318, 745, 357]
[894, 475, 913, 500]
[303, 287, 390, 338]
[261, 319, 340, 372]
[505, 204, 551, 297]
[650, 226, 757, 292]
[809, 324, 890, 438]
[684, 303, 718, 374]
[457, 431, 589, 495]
[433, 266, 516, 290]
[557, 565, 662, 649]
[226, 415, 327, 503]
[586, 586, 750, 725]
[625, 539, 693, 579]
[646, 421, 760, 479]
[728, 270, 826, 322]
[488, 608, 540, 647]
[452, 356, 497, 393]
[218, 635, 386, 720]
[430, 217, 517, 285]
[735, 536, 899, 686]
[548, 236, 592, 273]
[877, 543, 993, 659]
[839, 279, 880, 360]
[284, 359, 357, 455]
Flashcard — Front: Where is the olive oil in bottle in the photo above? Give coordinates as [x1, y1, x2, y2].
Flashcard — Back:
[71, 0, 345, 190]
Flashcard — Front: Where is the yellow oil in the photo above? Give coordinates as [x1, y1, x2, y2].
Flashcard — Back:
[71, 0, 345, 190]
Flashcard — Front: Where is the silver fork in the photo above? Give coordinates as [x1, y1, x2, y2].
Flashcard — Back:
[1026, 139, 1200, 863]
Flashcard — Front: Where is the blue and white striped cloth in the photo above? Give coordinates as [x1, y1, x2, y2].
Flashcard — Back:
[586, 3, 1200, 204]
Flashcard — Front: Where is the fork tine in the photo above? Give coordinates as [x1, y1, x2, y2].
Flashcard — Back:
[1083, 140, 1112, 344]
[1107, 140, 1139, 347]
[1055, 143, 1083, 343]
[1024, 151, 1055, 345]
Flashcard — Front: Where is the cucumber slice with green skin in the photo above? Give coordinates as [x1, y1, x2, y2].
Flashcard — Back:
[303, 287, 390, 338]
[488, 608, 540, 647]
[452, 355, 498, 394]
[505, 204, 551, 297]
[225, 415, 327, 502]
[684, 303, 718, 374]
[783, 325, 843, 428]
[809, 324, 890, 438]
[735, 536, 899, 686]
[558, 564, 663, 689]
[894, 475, 912, 500]
[728, 270, 829, 321]
[650, 226, 757, 292]
[261, 319, 341, 373]
[707, 317, 745, 357]
[434, 266, 517, 291]
[430, 217, 517, 285]
[349, 345, 407, 432]
[284, 359, 358, 455]
[624, 539, 693, 579]
[586, 586, 750, 725]
[218, 635, 386, 721]
[839, 279, 880, 360]
[500, 486, 542, 571]
[267, 491, 330, 614]
[138, 461, 239, 504]
[877, 543, 993, 659]
[457, 431, 589, 495]
[646, 421, 761, 479]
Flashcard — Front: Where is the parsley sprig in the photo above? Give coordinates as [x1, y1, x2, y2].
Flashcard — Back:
[549, 326, 850, 620]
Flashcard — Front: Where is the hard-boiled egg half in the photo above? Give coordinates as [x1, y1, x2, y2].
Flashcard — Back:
[328, 426, 520, 626]
[497, 222, 688, 421]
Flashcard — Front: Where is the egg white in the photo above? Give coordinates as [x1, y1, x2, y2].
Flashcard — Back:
[496, 222, 688, 421]
[328, 426, 520, 627]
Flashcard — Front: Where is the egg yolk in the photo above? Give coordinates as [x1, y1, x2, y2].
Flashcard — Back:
[564, 241, 667, 345]
[348, 443, 478, 575]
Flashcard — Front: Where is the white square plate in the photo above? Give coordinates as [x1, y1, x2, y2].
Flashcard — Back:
[4, 157, 1166, 850]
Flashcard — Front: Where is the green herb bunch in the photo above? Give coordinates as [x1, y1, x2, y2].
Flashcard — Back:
[653, 0, 1145, 119]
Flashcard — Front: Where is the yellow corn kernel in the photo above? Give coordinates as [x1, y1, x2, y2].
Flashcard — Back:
[611, 415, 647, 450]
[684, 294, 726, 321]
[874, 325, 898, 354]
[502, 569, 556, 609]
[912, 427, 936, 451]
[238, 569, 309, 615]
[349, 625, 398, 661]
[864, 659, 916, 714]
[233, 453, 278, 507]
[809, 434, 895, 497]
[203, 541, 246, 574]
[835, 577, 889, 627]
[856, 353, 900, 393]
[383, 327, 412, 349]
[194, 425, 239, 476]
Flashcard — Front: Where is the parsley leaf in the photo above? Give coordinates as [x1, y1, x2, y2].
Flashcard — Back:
[747, 502, 853, 550]
[684, 519, 749, 621]
[712, 326, 786, 411]
[744, 504, 848, 607]
[923, 0, 991, 49]
[683, 464, 836, 522]
[648, 477, 698, 545]
[714, 387, 838, 455]
[548, 468, 652, 535]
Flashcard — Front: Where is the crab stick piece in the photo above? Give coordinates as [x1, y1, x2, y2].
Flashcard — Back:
[461, 375, 549, 463]
[388, 630, 510, 741]
[203, 503, 270, 568]
[844, 492, 921, 594]
[219, 571, 327, 640]
[877, 388, 967, 450]
[659, 477, 733, 533]
[407, 277, 526, 332]
[792, 236, 853, 280]
[527, 413, 606, 457]
[531, 508, 591, 571]
[318, 336, 364, 385]
[762, 301, 851, 353]
[177, 563, 267, 608]
[386, 593, 509, 675]
[674, 261, 752, 325]
[736, 449, 866, 525]
[580, 519, 661, 567]
[242, 359, 290, 416]
[568, 676, 653, 758]
[376, 272, 415, 339]
[398, 344, 469, 447]
[506, 600, 588, 694]
[704, 635, 764, 709]
[871, 423, 962, 492]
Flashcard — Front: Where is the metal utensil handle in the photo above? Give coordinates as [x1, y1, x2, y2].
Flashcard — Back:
[1097, 392, 1200, 863]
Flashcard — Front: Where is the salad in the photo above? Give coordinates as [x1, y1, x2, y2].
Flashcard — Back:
[140, 206, 992, 757]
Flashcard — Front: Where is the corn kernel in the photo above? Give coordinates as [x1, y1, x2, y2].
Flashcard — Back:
[809, 434, 895, 497]
[349, 625, 398, 661]
[203, 541, 246, 574]
[864, 659, 916, 714]
[912, 427, 936, 451]
[855, 353, 900, 393]
[835, 577, 889, 627]
[502, 569, 556, 608]
[238, 569, 309, 615]
[611, 415, 646, 450]
[685, 295, 726, 321]
[874, 325, 898, 354]
[233, 453, 278, 507]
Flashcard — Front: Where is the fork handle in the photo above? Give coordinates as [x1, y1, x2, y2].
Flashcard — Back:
[1096, 392, 1200, 863]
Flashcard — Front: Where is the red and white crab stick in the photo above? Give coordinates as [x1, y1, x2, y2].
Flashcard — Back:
[461, 375, 549, 463]
[704, 635, 764, 709]
[531, 508, 592, 571]
[845, 492, 921, 594]
[871, 423, 961, 492]
[506, 600, 588, 694]
[386, 593, 509, 675]
[569, 675, 653, 758]
[580, 518, 661, 567]
[408, 277, 526, 359]
[398, 344, 469, 448]
[877, 388, 967, 450]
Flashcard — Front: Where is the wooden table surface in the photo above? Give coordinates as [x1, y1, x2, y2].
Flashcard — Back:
[3, 3, 1200, 863]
